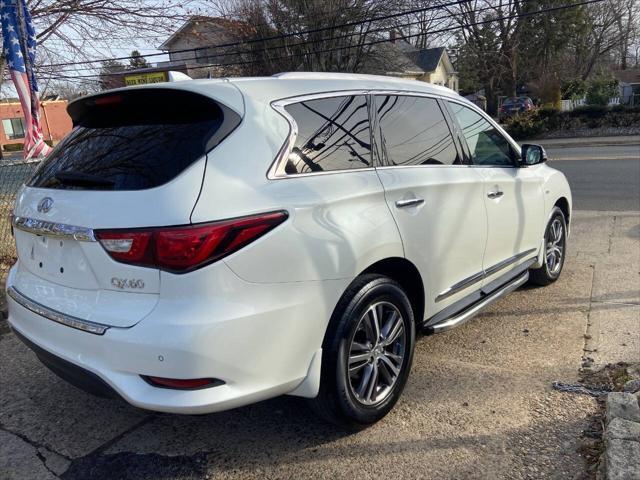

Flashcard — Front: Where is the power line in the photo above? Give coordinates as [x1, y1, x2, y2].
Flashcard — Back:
[40, 0, 603, 82]
[39, 0, 475, 69]
[39, 2, 508, 75]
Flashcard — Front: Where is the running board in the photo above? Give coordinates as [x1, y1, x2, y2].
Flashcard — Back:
[425, 271, 529, 334]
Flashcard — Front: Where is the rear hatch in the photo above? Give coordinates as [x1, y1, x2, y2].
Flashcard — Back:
[11, 85, 242, 328]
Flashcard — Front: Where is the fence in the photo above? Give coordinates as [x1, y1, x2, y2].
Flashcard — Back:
[560, 97, 624, 111]
[0, 156, 41, 273]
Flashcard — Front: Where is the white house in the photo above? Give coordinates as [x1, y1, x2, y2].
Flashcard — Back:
[360, 37, 459, 92]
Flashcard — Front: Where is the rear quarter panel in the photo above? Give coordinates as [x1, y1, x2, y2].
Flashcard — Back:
[191, 95, 403, 283]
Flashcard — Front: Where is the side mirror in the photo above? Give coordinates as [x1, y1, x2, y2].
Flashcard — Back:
[520, 144, 547, 166]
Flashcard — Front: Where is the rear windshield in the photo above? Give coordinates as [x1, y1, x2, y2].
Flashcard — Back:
[28, 89, 240, 191]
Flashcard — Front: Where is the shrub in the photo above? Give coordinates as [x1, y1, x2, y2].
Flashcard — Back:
[585, 77, 619, 106]
[504, 104, 640, 139]
[503, 110, 545, 139]
[561, 79, 588, 100]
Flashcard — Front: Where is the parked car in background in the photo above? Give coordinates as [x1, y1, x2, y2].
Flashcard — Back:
[499, 96, 535, 122]
[6, 73, 571, 427]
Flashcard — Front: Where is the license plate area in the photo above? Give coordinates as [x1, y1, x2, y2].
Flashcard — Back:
[18, 231, 99, 290]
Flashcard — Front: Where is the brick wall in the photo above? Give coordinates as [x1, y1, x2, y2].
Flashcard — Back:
[0, 100, 72, 150]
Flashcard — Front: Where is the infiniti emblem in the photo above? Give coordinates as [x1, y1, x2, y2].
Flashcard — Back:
[37, 197, 53, 213]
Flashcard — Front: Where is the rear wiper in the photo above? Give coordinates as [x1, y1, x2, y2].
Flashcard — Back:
[55, 170, 115, 188]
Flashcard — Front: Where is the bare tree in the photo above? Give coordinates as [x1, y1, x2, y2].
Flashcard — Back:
[226, 0, 402, 75]
[574, 0, 626, 78]
[22, 0, 199, 82]
[614, 0, 640, 69]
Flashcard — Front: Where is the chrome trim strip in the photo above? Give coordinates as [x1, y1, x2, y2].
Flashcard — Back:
[483, 248, 537, 278]
[436, 271, 485, 302]
[429, 271, 529, 333]
[7, 286, 109, 335]
[435, 248, 537, 302]
[13, 216, 96, 242]
[267, 90, 370, 180]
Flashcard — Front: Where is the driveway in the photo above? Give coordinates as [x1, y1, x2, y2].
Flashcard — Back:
[1, 138, 639, 479]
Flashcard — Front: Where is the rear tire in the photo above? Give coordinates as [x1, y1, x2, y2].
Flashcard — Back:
[309, 274, 415, 427]
[529, 207, 567, 286]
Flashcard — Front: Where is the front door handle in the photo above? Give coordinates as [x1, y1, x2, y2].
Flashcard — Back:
[395, 198, 425, 208]
[487, 191, 504, 199]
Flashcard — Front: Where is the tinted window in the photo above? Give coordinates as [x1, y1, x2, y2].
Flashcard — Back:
[449, 102, 515, 166]
[375, 95, 460, 166]
[29, 89, 240, 190]
[283, 95, 371, 174]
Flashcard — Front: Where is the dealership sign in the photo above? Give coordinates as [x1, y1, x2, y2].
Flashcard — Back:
[124, 72, 169, 86]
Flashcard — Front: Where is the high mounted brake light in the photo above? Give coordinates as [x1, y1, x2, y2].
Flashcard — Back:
[95, 211, 288, 273]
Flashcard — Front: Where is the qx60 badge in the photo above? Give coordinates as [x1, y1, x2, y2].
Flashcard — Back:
[37, 197, 53, 213]
[111, 277, 145, 290]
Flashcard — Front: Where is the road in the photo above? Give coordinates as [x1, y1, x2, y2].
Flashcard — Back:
[542, 142, 640, 211]
[550, 159, 640, 211]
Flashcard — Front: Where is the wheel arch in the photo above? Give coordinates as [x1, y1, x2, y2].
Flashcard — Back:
[554, 196, 570, 229]
[360, 257, 425, 327]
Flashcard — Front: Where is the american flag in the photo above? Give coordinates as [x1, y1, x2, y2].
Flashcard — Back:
[0, 0, 51, 159]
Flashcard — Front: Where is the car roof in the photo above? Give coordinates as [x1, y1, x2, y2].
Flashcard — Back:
[226, 72, 462, 103]
[76, 72, 468, 117]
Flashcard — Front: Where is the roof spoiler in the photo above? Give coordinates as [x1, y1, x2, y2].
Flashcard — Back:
[168, 71, 192, 82]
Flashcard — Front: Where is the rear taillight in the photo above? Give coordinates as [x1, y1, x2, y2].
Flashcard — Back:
[95, 211, 288, 273]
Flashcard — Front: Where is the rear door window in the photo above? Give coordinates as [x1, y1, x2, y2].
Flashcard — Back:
[374, 95, 460, 166]
[282, 95, 371, 174]
[28, 89, 240, 190]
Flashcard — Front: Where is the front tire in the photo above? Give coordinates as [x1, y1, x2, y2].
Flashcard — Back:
[309, 274, 415, 427]
[529, 206, 567, 286]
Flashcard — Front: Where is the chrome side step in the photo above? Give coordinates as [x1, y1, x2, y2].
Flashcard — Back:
[426, 271, 529, 334]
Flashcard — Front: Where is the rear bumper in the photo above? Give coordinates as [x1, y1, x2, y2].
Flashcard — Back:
[6, 261, 349, 414]
[12, 328, 119, 399]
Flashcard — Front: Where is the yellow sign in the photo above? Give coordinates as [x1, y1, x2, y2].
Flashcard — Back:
[124, 72, 168, 86]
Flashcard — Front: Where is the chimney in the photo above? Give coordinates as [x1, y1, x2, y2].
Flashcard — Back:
[390, 30, 396, 43]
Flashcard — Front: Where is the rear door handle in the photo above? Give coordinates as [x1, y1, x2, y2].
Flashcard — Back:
[395, 198, 425, 208]
[487, 191, 504, 199]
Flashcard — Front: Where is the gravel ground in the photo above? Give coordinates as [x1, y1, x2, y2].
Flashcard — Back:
[0, 210, 638, 480]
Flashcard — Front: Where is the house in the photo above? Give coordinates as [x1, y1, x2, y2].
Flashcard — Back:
[613, 69, 640, 106]
[156, 16, 256, 78]
[360, 36, 459, 92]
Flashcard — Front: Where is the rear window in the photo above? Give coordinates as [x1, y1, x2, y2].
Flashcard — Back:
[502, 98, 520, 106]
[28, 89, 240, 191]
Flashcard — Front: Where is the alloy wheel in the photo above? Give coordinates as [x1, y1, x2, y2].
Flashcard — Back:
[546, 217, 564, 275]
[347, 301, 406, 406]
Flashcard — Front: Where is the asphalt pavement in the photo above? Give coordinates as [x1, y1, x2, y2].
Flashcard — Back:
[537, 140, 640, 212]
[550, 159, 640, 211]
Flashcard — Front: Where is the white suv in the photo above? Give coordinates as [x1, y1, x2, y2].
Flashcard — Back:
[6, 73, 571, 426]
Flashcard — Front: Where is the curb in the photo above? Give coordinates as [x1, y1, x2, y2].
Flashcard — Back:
[518, 136, 640, 148]
[600, 390, 640, 479]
